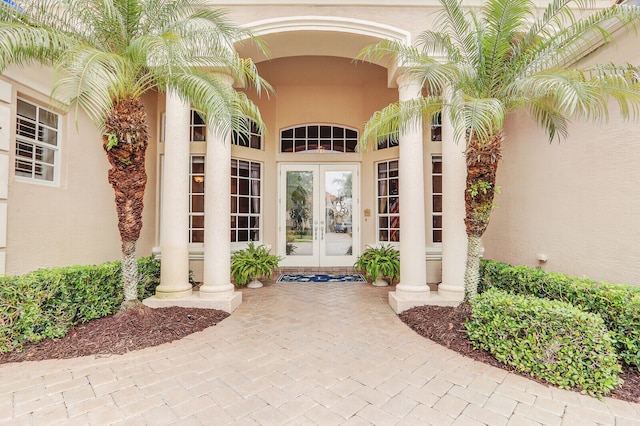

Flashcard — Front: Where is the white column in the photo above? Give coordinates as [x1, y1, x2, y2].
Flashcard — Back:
[438, 109, 467, 301]
[0, 80, 10, 275]
[155, 90, 192, 299]
[199, 76, 242, 312]
[389, 73, 431, 314]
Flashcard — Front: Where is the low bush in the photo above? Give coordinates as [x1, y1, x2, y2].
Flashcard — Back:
[479, 260, 640, 368]
[0, 256, 160, 353]
[466, 289, 623, 398]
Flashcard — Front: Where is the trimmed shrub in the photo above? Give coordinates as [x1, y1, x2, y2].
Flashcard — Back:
[466, 289, 622, 397]
[479, 259, 640, 368]
[0, 256, 160, 353]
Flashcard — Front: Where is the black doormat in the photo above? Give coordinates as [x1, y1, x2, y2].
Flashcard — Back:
[276, 273, 367, 283]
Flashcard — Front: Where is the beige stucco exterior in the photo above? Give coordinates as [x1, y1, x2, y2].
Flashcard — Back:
[0, 66, 158, 276]
[0, 0, 637, 294]
[482, 25, 640, 286]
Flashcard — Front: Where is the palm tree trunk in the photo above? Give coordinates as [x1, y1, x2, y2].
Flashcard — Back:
[463, 129, 504, 300]
[122, 240, 138, 302]
[464, 235, 482, 299]
[103, 98, 149, 310]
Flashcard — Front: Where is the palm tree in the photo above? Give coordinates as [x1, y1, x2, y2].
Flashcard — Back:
[0, 0, 270, 309]
[358, 0, 640, 300]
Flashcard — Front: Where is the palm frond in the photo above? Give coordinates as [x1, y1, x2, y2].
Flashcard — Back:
[0, 23, 72, 70]
[415, 30, 463, 62]
[435, 0, 480, 67]
[448, 94, 506, 145]
[167, 68, 264, 139]
[356, 39, 423, 68]
[51, 47, 139, 125]
[583, 64, 640, 120]
[509, 69, 611, 121]
[359, 97, 443, 151]
[512, 4, 640, 79]
[481, 0, 531, 95]
[527, 102, 570, 142]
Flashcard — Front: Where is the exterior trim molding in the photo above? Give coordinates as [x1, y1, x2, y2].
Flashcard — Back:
[245, 16, 411, 44]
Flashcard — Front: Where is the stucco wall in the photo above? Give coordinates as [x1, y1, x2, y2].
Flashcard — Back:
[2, 66, 158, 276]
[482, 27, 640, 286]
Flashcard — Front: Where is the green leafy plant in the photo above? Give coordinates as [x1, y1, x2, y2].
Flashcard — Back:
[105, 133, 118, 151]
[479, 259, 640, 368]
[354, 244, 400, 284]
[230, 242, 282, 287]
[0, 256, 161, 353]
[466, 289, 622, 398]
[468, 181, 494, 198]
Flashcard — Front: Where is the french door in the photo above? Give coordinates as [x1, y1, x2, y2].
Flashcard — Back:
[279, 164, 359, 267]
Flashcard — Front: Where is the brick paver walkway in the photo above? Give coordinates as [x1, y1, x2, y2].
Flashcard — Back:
[1, 282, 639, 425]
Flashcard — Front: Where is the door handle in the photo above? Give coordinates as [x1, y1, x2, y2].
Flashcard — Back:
[314, 220, 319, 241]
[320, 221, 325, 240]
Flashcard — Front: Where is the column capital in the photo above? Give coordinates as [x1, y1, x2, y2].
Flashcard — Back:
[212, 72, 236, 87]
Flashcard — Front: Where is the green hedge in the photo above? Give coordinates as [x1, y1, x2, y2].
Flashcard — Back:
[0, 256, 160, 353]
[479, 260, 640, 368]
[466, 289, 622, 397]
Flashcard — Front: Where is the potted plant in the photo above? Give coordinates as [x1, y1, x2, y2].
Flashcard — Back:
[230, 242, 282, 288]
[354, 244, 400, 286]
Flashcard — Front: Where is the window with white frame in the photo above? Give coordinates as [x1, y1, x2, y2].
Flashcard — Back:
[15, 98, 60, 183]
[188, 157, 263, 243]
[190, 110, 206, 142]
[189, 156, 205, 243]
[432, 155, 443, 243]
[376, 159, 400, 242]
[376, 135, 399, 150]
[431, 112, 442, 142]
[280, 125, 358, 153]
[232, 119, 262, 150]
[231, 159, 262, 242]
[189, 110, 262, 150]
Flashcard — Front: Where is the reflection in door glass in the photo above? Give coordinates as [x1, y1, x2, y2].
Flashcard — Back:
[286, 171, 313, 256]
[325, 171, 353, 256]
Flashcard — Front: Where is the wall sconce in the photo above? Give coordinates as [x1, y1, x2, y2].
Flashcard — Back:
[193, 176, 204, 183]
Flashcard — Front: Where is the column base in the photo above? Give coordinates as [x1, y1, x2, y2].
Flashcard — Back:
[389, 283, 466, 313]
[154, 285, 193, 299]
[143, 291, 242, 313]
[437, 284, 465, 303]
[388, 284, 431, 314]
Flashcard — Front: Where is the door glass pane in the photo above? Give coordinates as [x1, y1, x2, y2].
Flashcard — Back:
[286, 171, 313, 256]
[325, 171, 352, 256]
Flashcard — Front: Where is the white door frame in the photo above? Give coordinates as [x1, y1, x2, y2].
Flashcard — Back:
[278, 163, 359, 268]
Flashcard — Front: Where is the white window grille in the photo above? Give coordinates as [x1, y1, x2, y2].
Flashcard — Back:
[376, 159, 400, 242]
[15, 98, 60, 183]
[280, 124, 358, 153]
[188, 156, 263, 243]
[432, 155, 443, 243]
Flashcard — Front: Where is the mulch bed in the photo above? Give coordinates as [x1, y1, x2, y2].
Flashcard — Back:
[0, 306, 228, 364]
[400, 304, 640, 404]
[1, 303, 638, 404]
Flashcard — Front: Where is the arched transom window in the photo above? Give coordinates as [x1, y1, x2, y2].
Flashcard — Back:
[280, 124, 358, 153]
